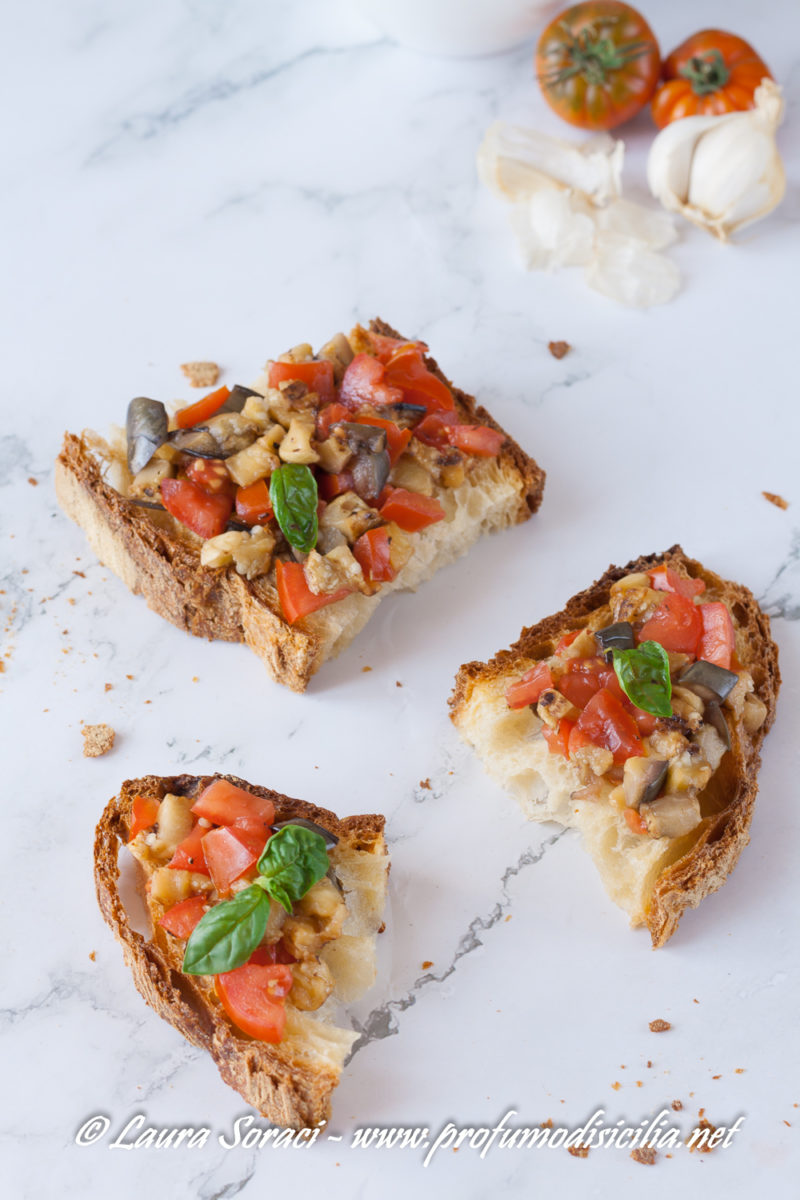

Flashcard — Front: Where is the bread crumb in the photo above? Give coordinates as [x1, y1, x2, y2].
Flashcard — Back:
[671, 1100, 683, 1111]
[783, 1120, 791, 1127]
[712, 1074, 721, 1080]
[361, 665, 372, 673]
[763, 491, 789, 509]
[649, 1019, 671, 1032]
[27, 476, 38, 486]
[548, 340, 571, 359]
[735, 1068, 745, 1074]
[126, 674, 134, 680]
[567, 1145, 589, 1158]
[181, 361, 220, 388]
[688, 1116, 717, 1153]
[505, 914, 512, 922]
[419, 778, 431, 790]
[82, 723, 115, 757]
[73, 570, 85, 578]
[611, 1082, 621, 1091]
[646, 1060, 653, 1068]
[421, 960, 433, 970]
[631, 1147, 657, 1165]
[395, 680, 403, 687]
[541, 1118, 553, 1128]
[636, 1081, 643, 1088]
[192, 676, 199, 683]
[104, 683, 113, 692]
[89, 951, 96, 962]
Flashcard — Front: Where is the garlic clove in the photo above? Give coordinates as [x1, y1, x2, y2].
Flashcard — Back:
[594, 198, 678, 251]
[585, 233, 681, 309]
[511, 188, 596, 270]
[478, 121, 623, 206]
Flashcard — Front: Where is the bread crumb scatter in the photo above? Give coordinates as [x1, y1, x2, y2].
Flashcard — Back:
[82, 723, 115, 757]
[712, 1074, 721, 1080]
[421, 960, 433, 970]
[104, 683, 113, 692]
[27, 477, 38, 486]
[671, 1100, 683, 1111]
[181, 361, 220, 388]
[611, 1082, 621, 1091]
[89, 951, 96, 962]
[631, 1147, 657, 1165]
[126, 674, 134, 680]
[735, 1068, 745, 1074]
[688, 1115, 717, 1153]
[73, 570, 85, 578]
[361, 665, 372, 673]
[649, 1019, 671, 1032]
[568, 1145, 589, 1158]
[646, 1060, 653, 1068]
[763, 491, 789, 509]
[419, 778, 431, 790]
[541, 1119, 553, 1129]
[395, 680, 403, 687]
[548, 340, 571, 359]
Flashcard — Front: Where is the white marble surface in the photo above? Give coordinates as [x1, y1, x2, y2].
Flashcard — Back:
[3, 0, 799, 1195]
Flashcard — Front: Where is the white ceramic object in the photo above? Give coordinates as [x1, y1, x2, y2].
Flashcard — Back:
[356, 0, 559, 57]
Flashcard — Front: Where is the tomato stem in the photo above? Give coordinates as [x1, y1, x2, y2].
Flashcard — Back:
[540, 25, 653, 87]
[678, 49, 731, 96]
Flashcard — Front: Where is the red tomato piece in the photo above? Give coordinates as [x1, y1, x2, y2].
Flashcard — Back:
[175, 386, 231, 430]
[186, 457, 234, 497]
[383, 347, 455, 413]
[215, 962, 293, 1042]
[316, 401, 351, 440]
[447, 425, 505, 457]
[413, 411, 459, 449]
[506, 662, 554, 710]
[630, 707, 659, 737]
[638, 592, 703, 655]
[555, 630, 580, 654]
[202, 825, 268, 894]
[558, 656, 622, 710]
[354, 413, 412, 464]
[318, 471, 354, 501]
[128, 795, 159, 841]
[573, 688, 643, 764]
[340, 354, 403, 409]
[167, 823, 210, 875]
[276, 559, 352, 624]
[368, 332, 428, 363]
[161, 478, 233, 540]
[623, 807, 648, 836]
[191, 779, 276, 829]
[543, 718, 574, 757]
[379, 488, 445, 533]
[650, 566, 706, 599]
[353, 526, 395, 584]
[159, 895, 208, 938]
[267, 360, 334, 405]
[235, 479, 273, 525]
[696, 602, 735, 669]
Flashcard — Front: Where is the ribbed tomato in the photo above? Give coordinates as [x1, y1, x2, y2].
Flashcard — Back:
[652, 30, 772, 129]
[536, 2, 661, 131]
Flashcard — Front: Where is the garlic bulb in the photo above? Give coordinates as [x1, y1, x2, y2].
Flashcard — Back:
[647, 80, 786, 241]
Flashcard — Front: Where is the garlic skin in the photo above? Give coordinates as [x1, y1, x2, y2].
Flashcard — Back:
[647, 80, 786, 241]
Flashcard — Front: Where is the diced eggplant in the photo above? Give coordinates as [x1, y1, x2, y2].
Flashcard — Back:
[352, 448, 390, 504]
[219, 385, 260, 414]
[678, 660, 738, 703]
[379, 401, 427, 429]
[595, 621, 635, 661]
[126, 397, 168, 474]
[271, 817, 338, 848]
[703, 701, 731, 750]
[622, 757, 669, 809]
[335, 422, 388, 456]
[168, 412, 259, 459]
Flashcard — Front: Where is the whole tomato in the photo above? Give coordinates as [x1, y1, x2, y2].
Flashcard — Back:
[651, 30, 772, 129]
[536, 2, 661, 131]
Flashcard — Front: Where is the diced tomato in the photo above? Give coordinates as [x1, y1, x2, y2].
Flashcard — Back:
[267, 360, 334, 405]
[215, 962, 293, 1042]
[161, 478, 233, 540]
[572, 688, 644, 764]
[353, 526, 395, 584]
[318, 470, 354, 501]
[235, 479, 273, 525]
[623, 807, 648, 836]
[638, 592, 703, 655]
[555, 630, 580, 654]
[191, 779, 276, 829]
[168, 823, 210, 875]
[340, 354, 403, 410]
[202, 825, 269, 894]
[650, 566, 706, 599]
[383, 347, 455, 413]
[543, 718, 574, 757]
[506, 662, 554, 710]
[276, 559, 352, 625]
[185, 457, 234, 497]
[368, 332, 428, 364]
[159, 896, 208, 938]
[630, 707, 659, 737]
[558, 656, 622, 710]
[696, 601, 735, 669]
[412, 411, 459, 449]
[379, 488, 445, 533]
[128, 796, 159, 841]
[175, 386, 231, 430]
[447, 424, 505, 457]
[316, 401, 351, 440]
[354, 413, 412, 464]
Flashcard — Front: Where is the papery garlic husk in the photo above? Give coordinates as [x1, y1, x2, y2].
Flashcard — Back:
[647, 79, 786, 241]
[478, 121, 623, 207]
[585, 233, 681, 308]
[510, 189, 596, 269]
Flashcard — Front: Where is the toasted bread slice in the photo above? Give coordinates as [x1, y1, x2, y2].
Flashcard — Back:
[95, 774, 388, 1128]
[56, 319, 545, 691]
[450, 547, 779, 946]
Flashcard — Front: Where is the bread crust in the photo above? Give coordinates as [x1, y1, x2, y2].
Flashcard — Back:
[95, 774, 386, 1128]
[450, 546, 780, 947]
[56, 319, 545, 691]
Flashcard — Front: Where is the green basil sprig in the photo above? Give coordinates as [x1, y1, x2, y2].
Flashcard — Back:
[181, 825, 330, 976]
[269, 464, 318, 553]
[612, 640, 672, 718]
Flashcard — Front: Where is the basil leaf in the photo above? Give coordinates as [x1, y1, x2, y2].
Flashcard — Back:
[182, 885, 271, 976]
[612, 640, 672, 718]
[256, 825, 330, 913]
[269, 464, 318, 553]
